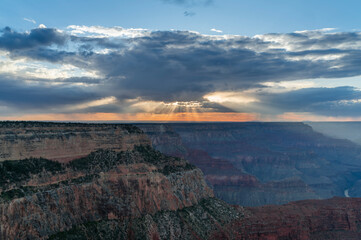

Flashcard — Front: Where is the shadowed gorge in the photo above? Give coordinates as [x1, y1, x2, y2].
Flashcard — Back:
[137, 122, 361, 206]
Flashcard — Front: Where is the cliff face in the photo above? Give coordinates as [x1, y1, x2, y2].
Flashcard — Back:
[0, 147, 213, 240]
[0, 122, 150, 163]
[137, 123, 361, 206]
[50, 197, 361, 240]
[239, 197, 361, 240]
[0, 122, 213, 239]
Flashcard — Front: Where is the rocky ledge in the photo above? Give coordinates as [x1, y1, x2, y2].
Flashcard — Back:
[0, 121, 150, 163]
[0, 145, 213, 239]
[50, 197, 361, 240]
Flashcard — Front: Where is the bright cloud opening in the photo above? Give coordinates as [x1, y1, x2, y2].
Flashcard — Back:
[204, 91, 258, 104]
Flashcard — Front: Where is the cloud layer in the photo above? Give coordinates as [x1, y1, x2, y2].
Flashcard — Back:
[1, 26, 361, 120]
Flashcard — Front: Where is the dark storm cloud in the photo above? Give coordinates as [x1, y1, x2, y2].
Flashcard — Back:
[260, 31, 361, 49]
[201, 101, 236, 112]
[27, 77, 104, 85]
[313, 101, 361, 117]
[70, 35, 125, 49]
[10, 48, 77, 63]
[0, 27, 66, 51]
[253, 87, 361, 116]
[84, 30, 361, 102]
[0, 75, 101, 110]
[3, 27, 361, 116]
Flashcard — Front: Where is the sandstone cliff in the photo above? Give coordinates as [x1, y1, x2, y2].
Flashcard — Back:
[0, 122, 150, 163]
[0, 146, 213, 239]
[0, 122, 213, 239]
[50, 197, 361, 240]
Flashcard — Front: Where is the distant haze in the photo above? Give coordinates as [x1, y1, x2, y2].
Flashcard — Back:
[307, 122, 361, 145]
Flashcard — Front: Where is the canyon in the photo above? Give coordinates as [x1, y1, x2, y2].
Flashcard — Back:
[1, 121, 361, 239]
[137, 123, 361, 206]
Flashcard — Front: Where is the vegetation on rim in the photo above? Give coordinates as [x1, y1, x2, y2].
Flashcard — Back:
[0, 145, 196, 202]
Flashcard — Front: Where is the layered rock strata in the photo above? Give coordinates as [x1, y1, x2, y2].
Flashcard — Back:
[137, 123, 361, 206]
[51, 197, 361, 240]
[0, 122, 212, 239]
[0, 122, 150, 163]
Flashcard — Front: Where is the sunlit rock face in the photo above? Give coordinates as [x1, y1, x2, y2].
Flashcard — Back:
[138, 122, 361, 206]
[0, 122, 150, 163]
[0, 140, 213, 239]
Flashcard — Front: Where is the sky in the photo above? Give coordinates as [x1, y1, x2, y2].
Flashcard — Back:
[1, 0, 361, 122]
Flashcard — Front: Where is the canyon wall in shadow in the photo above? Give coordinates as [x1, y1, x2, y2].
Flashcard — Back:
[308, 122, 361, 145]
[137, 122, 361, 206]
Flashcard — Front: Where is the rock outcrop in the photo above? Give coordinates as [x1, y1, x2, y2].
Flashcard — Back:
[0, 122, 150, 163]
[0, 122, 213, 239]
[50, 197, 361, 240]
[239, 197, 361, 240]
[0, 146, 213, 239]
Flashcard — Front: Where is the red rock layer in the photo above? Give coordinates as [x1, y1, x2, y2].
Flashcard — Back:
[0, 165, 213, 239]
[227, 197, 361, 240]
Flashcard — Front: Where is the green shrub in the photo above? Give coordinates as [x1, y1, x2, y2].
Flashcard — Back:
[0, 158, 63, 187]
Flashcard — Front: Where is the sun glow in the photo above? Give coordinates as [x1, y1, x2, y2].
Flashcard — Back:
[0, 112, 259, 122]
[66, 96, 117, 111]
[130, 100, 204, 114]
[204, 91, 258, 104]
